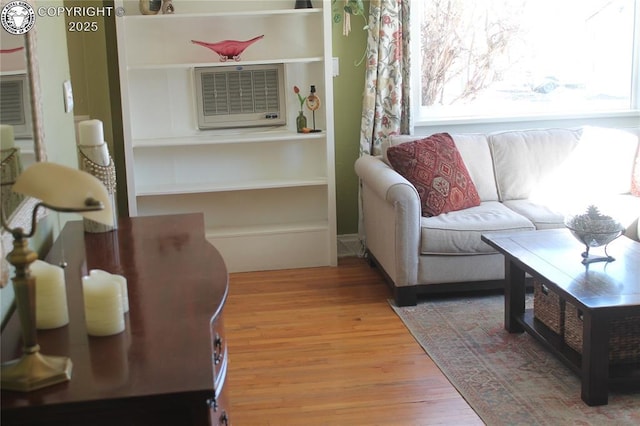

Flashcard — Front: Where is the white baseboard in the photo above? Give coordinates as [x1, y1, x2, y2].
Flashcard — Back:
[337, 234, 363, 258]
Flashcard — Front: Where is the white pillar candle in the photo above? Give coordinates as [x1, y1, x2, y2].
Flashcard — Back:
[31, 260, 69, 329]
[89, 269, 129, 313]
[112, 274, 129, 313]
[1, 124, 15, 150]
[82, 271, 124, 337]
[77, 119, 104, 146]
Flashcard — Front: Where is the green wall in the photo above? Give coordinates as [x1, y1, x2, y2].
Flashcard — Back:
[33, 0, 77, 233]
[331, 10, 367, 235]
[64, 0, 127, 216]
[64, 0, 114, 156]
[36, 1, 77, 169]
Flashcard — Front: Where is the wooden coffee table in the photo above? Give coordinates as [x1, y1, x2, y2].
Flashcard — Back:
[481, 229, 640, 406]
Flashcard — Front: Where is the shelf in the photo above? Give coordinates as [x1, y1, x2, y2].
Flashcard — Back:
[116, 0, 337, 271]
[520, 310, 582, 375]
[204, 222, 332, 273]
[118, 4, 326, 68]
[0, 70, 26, 76]
[520, 310, 640, 383]
[126, 57, 324, 71]
[132, 129, 325, 148]
[206, 221, 328, 238]
[122, 8, 323, 21]
[136, 178, 328, 196]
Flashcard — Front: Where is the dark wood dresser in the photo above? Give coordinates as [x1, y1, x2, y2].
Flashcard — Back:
[1, 213, 229, 425]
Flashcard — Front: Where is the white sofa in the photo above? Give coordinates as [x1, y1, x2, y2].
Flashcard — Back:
[355, 127, 640, 306]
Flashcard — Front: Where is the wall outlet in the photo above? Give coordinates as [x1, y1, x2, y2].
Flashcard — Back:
[63, 80, 74, 113]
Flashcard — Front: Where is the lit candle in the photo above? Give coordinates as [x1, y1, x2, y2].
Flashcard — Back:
[82, 271, 124, 336]
[77, 119, 104, 146]
[31, 260, 69, 329]
[1, 124, 15, 150]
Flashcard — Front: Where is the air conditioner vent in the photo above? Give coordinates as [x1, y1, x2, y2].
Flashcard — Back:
[0, 74, 32, 138]
[0, 79, 27, 126]
[195, 64, 286, 129]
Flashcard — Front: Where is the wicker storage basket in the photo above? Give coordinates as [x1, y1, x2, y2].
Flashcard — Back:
[533, 278, 564, 334]
[565, 302, 640, 363]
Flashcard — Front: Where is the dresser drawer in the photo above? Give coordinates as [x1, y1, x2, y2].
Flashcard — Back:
[209, 385, 231, 426]
[210, 314, 227, 390]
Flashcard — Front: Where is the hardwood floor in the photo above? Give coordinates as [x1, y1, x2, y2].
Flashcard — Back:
[225, 257, 483, 425]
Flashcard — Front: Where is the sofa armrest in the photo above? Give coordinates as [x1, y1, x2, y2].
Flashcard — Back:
[354, 155, 421, 287]
[629, 216, 640, 242]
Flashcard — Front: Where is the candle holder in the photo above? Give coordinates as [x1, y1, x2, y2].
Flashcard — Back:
[1, 162, 112, 392]
[1, 124, 25, 218]
[77, 120, 118, 233]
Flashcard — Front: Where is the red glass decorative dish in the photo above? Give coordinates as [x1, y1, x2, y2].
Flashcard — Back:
[0, 47, 25, 54]
[191, 35, 264, 62]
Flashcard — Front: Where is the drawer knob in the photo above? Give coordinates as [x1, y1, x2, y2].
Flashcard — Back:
[219, 411, 229, 426]
[207, 397, 218, 411]
[214, 333, 223, 365]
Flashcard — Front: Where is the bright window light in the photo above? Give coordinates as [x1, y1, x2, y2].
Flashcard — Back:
[413, 0, 639, 122]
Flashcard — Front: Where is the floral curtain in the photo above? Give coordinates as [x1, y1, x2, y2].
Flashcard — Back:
[359, 0, 411, 156]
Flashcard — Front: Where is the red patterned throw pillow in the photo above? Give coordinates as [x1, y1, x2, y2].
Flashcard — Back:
[386, 133, 481, 217]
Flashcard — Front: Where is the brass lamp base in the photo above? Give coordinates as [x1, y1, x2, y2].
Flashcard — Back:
[1, 352, 72, 392]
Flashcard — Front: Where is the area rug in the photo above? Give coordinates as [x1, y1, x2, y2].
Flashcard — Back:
[390, 294, 640, 425]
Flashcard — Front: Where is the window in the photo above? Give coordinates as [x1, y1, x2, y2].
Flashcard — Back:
[411, 0, 640, 125]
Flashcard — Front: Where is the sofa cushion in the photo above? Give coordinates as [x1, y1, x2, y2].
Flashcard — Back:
[385, 133, 498, 201]
[502, 200, 565, 230]
[570, 126, 639, 196]
[449, 134, 499, 202]
[527, 127, 640, 211]
[506, 193, 640, 233]
[489, 128, 582, 201]
[387, 133, 481, 216]
[420, 201, 535, 255]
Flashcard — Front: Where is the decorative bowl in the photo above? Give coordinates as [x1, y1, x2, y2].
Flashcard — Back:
[191, 35, 264, 62]
[565, 205, 624, 264]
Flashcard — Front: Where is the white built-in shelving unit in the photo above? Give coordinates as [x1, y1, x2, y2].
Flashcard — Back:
[114, 0, 336, 272]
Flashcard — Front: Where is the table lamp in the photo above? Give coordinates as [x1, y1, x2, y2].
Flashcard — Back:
[1, 162, 113, 392]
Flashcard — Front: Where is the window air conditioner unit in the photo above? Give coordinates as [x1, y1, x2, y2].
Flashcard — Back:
[194, 63, 286, 130]
[0, 73, 32, 139]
